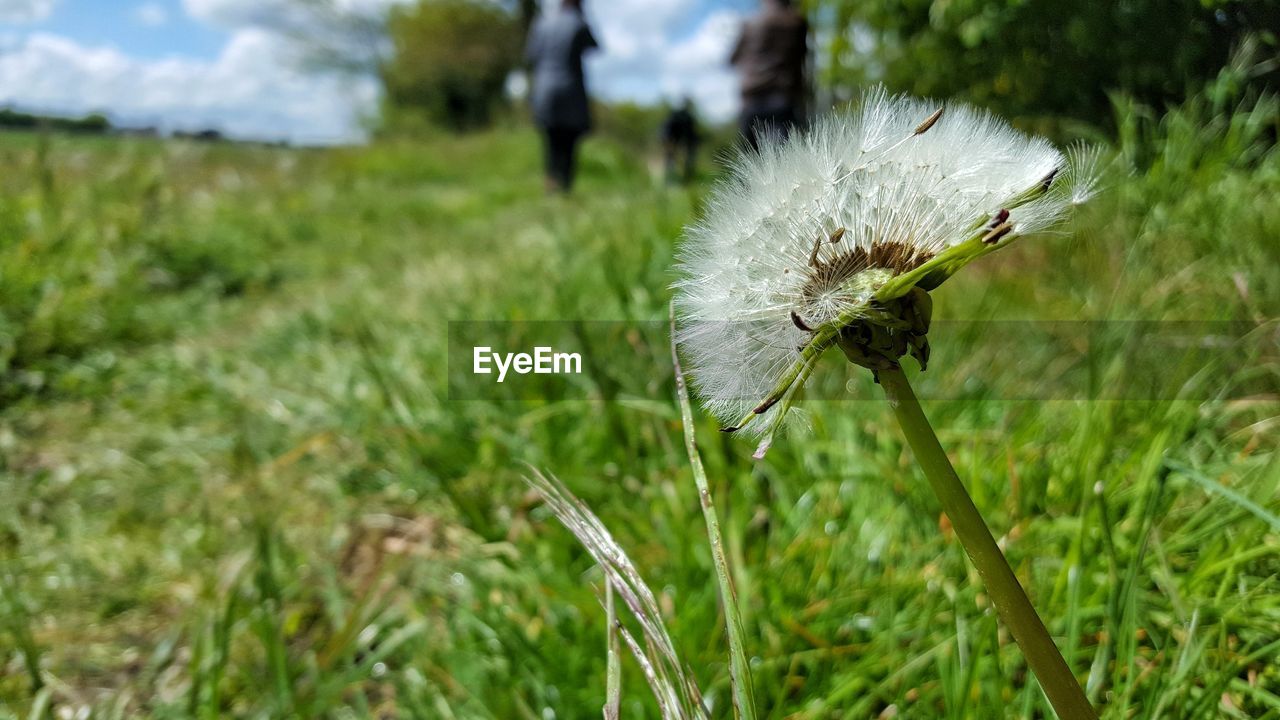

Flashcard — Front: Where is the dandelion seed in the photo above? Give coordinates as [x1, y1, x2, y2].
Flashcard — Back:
[673, 87, 1099, 448]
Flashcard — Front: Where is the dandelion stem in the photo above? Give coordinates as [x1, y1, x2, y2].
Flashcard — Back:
[877, 366, 1097, 720]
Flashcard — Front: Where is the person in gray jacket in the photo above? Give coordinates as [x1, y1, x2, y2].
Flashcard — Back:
[525, 0, 599, 193]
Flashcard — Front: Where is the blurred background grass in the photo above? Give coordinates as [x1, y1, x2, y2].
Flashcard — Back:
[2, 3, 1280, 718]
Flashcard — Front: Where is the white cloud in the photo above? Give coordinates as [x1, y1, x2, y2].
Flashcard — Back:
[181, 0, 406, 75]
[0, 0, 56, 23]
[182, 0, 292, 30]
[589, 0, 687, 56]
[0, 30, 378, 143]
[0, 0, 747, 144]
[584, 2, 744, 122]
[658, 10, 742, 121]
[134, 2, 168, 27]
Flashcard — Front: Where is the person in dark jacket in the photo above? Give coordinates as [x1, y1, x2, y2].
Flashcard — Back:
[661, 97, 700, 184]
[730, 0, 809, 151]
[525, 0, 599, 193]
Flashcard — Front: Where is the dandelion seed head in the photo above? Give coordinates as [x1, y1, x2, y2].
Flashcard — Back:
[674, 87, 1099, 434]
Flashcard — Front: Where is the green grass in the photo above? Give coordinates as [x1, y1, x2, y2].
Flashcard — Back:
[0, 88, 1277, 720]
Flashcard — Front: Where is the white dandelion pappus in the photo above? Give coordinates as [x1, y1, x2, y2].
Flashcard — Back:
[673, 88, 1099, 455]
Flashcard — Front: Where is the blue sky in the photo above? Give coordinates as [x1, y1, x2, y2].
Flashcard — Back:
[30, 0, 226, 59]
[0, 0, 756, 143]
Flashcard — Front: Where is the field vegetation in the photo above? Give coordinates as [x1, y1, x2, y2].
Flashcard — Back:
[1, 68, 1278, 718]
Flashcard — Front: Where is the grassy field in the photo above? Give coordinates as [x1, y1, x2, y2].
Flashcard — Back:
[1, 92, 1277, 719]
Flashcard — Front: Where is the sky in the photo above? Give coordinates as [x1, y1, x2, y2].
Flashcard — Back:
[0, 0, 756, 144]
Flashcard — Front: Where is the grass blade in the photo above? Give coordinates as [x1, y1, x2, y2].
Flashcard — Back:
[26, 688, 52, 720]
[669, 302, 758, 720]
[604, 580, 622, 720]
[1164, 459, 1280, 532]
[526, 468, 708, 719]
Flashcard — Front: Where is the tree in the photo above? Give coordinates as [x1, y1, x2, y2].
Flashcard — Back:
[807, 0, 1280, 128]
[380, 0, 522, 131]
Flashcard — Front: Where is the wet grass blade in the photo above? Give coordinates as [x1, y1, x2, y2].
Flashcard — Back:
[1164, 458, 1280, 531]
[669, 303, 758, 720]
[604, 580, 622, 720]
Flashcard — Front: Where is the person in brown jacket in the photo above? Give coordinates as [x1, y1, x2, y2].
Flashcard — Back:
[730, 0, 810, 150]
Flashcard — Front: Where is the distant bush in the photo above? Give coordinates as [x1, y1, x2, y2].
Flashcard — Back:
[0, 108, 111, 134]
[591, 101, 666, 155]
[811, 0, 1280, 129]
[380, 0, 522, 131]
[1113, 41, 1280, 173]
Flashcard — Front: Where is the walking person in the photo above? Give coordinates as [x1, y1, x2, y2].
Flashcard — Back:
[525, 0, 599, 193]
[730, 0, 810, 151]
[661, 97, 700, 184]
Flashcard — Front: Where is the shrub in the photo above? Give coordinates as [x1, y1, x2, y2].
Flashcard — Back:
[380, 0, 522, 131]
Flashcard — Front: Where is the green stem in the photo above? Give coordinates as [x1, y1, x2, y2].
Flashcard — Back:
[603, 581, 622, 720]
[877, 366, 1097, 720]
[670, 304, 757, 720]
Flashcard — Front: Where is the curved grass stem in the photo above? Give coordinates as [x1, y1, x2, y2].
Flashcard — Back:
[877, 366, 1097, 720]
[671, 304, 757, 719]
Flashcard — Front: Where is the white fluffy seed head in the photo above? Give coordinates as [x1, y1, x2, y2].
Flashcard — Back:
[673, 87, 1099, 437]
